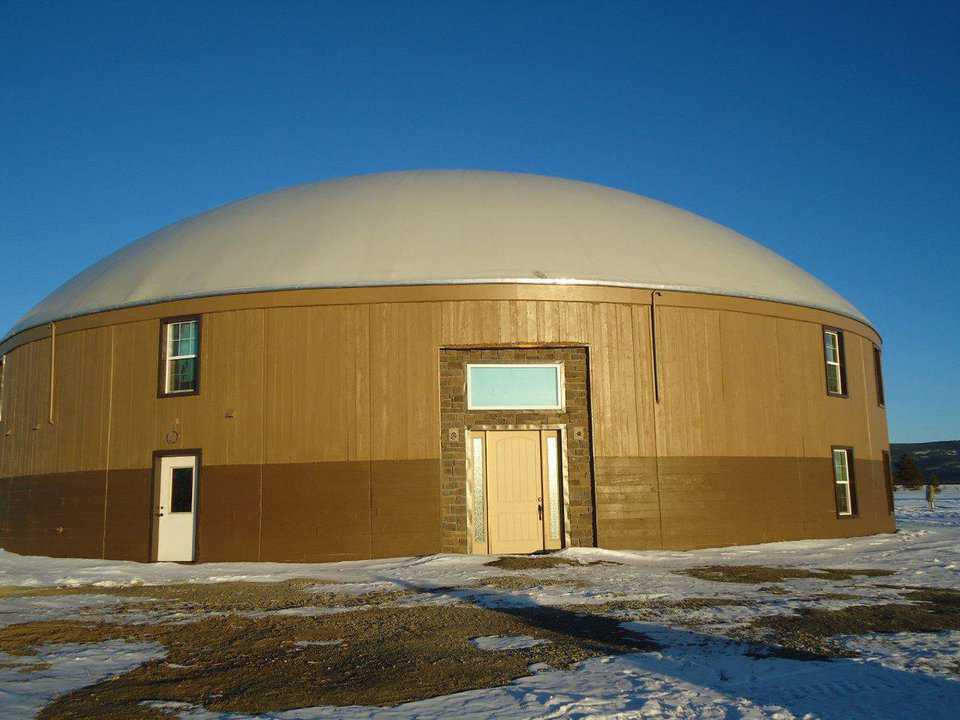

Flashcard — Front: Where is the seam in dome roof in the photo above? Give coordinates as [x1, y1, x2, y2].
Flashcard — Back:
[3, 170, 872, 340]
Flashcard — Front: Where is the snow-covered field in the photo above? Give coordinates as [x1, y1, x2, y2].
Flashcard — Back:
[1, 489, 959, 719]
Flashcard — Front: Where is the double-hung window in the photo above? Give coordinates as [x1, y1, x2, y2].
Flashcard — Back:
[882, 450, 894, 514]
[873, 345, 885, 406]
[0, 354, 5, 422]
[160, 318, 200, 396]
[823, 328, 847, 397]
[832, 447, 857, 516]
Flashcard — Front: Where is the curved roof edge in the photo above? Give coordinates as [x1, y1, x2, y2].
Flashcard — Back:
[3, 170, 875, 341]
[1, 278, 879, 349]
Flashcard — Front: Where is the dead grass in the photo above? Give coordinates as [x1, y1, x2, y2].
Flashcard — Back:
[484, 556, 579, 570]
[477, 574, 588, 590]
[682, 565, 895, 584]
[565, 596, 749, 619]
[3, 603, 657, 719]
[743, 585, 960, 659]
[0, 580, 413, 613]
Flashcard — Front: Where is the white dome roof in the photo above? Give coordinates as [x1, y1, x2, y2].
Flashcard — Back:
[6, 170, 869, 338]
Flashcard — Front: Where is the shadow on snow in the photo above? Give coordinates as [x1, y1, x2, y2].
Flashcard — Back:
[383, 575, 960, 720]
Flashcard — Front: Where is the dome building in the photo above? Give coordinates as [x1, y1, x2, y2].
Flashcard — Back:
[0, 171, 894, 562]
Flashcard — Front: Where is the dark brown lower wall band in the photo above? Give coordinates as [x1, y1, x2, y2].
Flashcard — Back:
[0, 455, 893, 561]
[0, 470, 108, 559]
[595, 455, 896, 550]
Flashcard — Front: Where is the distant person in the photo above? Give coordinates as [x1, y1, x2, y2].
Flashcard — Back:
[926, 475, 941, 510]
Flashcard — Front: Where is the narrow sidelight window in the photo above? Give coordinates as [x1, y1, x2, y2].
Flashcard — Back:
[160, 318, 200, 396]
[873, 345, 885, 407]
[823, 328, 847, 396]
[882, 449, 894, 514]
[832, 447, 857, 516]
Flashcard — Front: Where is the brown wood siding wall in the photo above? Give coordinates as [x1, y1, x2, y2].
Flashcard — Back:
[0, 287, 893, 561]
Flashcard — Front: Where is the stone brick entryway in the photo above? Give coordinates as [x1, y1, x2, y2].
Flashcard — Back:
[439, 346, 596, 553]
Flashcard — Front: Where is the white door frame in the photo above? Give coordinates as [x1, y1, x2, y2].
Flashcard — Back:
[152, 451, 200, 562]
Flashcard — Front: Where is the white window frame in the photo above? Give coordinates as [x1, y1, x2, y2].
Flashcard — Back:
[832, 447, 854, 516]
[466, 363, 565, 411]
[163, 320, 199, 395]
[824, 329, 844, 395]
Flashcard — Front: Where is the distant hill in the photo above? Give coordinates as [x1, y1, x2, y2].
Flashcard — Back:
[891, 440, 960, 485]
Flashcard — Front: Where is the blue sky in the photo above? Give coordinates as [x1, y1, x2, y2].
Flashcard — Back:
[1, 1, 957, 442]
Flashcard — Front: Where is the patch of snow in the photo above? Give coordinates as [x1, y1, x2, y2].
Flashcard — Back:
[527, 662, 553, 673]
[841, 630, 960, 681]
[0, 593, 143, 629]
[294, 640, 343, 647]
[0, 641, 164, 718]
[469, 635, 552, 651]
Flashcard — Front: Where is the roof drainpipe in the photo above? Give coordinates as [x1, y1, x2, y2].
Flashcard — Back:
[48, 322, 55, 424]
[650, 291, 661, 404]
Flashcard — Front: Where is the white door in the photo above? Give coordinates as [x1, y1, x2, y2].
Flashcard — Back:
[156, 455, 198, 562]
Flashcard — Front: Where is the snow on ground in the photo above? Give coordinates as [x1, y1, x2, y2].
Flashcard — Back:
[0, 641, 164, 718]
[470, 635, 552, 651]
[893, 485, 960, 528]
[1, 489, 959, 718]
[156, 635, 959, 720]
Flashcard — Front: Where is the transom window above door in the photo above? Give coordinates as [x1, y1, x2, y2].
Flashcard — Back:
[466, 363, 564, 410]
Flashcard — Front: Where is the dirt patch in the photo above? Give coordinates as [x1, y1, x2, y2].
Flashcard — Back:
[682, 565, 895, 584]
[0, 580, 413, 613]
[484, 556, 579, 570]
[902, 587, 960, 606]
[760, 602, 960, 637]
[477, 574, 588, 591]
[2, 602, 657, 718]
[742, 585, 960, 659]
[567, 597, 747, 614]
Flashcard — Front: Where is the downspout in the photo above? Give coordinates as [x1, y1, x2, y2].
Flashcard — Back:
[649, 291, 664, 549]
[650, 292, 661, 404]
[48, 322, 56, 424]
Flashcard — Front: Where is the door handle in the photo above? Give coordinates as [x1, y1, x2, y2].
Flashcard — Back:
[537, 498, 543, 521]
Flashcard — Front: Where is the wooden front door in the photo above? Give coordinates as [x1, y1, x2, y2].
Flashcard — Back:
[486, 430, 546, 554]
